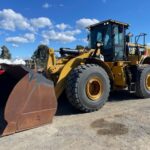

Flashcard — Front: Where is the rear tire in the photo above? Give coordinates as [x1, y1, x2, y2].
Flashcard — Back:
[135, 66, 150, 98]
[65, 64, 110, 112]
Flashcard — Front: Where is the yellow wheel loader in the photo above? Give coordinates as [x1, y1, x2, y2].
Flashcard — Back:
[46, 20, 150, 113]
[1, 19, 150, 136]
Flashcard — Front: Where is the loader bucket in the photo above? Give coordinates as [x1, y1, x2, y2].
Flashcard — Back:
[0, 64, 57, 137]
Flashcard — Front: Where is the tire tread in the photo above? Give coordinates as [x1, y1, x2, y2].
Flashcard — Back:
[66, 64, 110, 112]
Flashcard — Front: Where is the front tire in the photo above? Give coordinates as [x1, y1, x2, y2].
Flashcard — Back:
[65, 64, 110, 112]
[135, 66, 150, 98]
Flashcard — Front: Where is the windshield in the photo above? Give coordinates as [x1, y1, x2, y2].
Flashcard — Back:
[89, 25, 112, 49]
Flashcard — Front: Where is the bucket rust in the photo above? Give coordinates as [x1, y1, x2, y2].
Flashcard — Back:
[0, 64, 57, 136]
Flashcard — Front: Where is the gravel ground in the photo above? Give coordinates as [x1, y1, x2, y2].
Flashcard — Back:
[0, 91, 150, 150]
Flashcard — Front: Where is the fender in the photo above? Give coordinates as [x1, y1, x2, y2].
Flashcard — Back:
[140, 56, 150, 64]
[84, 58, 114, 83]
[55, 52, 92, 98]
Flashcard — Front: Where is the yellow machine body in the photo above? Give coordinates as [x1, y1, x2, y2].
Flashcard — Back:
[46, 45, 150, 98]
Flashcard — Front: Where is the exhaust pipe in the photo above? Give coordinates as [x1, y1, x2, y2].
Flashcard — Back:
[0, 64, 57, 136]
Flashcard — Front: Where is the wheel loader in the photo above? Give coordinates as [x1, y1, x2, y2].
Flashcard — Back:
[46, 20, 150, 112]
[1, 19, 150, 137]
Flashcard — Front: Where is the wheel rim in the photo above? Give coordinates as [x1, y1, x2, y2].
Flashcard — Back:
[86, 77, 103, 101]
[146, 74, 150, 90]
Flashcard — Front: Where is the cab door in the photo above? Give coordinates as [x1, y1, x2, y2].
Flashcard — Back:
[113, 25, 125, 61]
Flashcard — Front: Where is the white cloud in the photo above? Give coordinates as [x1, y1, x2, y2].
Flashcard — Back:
[42, 3, 51, 9]
[12, 43, 19, 48]
[0, 9, 32, 31]
[76, 18, 99, 29]
[82, 38, 88, 44]
[6, 36, 29, 43]
[24, 33, 35, 41]
[0, 9, 52, 32]
[42, 30, 75, 43]
[65, 29, 81, 36]
[30, 17, 52, 29]
[42, 3, 64, 8]
[56, 23, 70, 30]
[5, 33, 35, 44]
[0, 9, 95, 47]
[41, 29, 81, 44]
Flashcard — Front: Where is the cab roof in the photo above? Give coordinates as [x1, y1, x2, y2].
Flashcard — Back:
[87, 19, 129, 29]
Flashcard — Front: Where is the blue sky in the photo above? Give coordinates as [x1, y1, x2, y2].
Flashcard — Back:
[0, 0, 150, 59]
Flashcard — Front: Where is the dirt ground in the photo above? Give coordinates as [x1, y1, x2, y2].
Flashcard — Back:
[0, 91, 150, 150]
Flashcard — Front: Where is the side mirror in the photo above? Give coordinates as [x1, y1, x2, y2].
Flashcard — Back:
[96, 42, 103, 49]
[126, 35, 130, 43]
[126, 33, 133, 43]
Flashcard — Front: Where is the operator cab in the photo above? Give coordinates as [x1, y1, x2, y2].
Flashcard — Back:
[87, 20, 129, 61]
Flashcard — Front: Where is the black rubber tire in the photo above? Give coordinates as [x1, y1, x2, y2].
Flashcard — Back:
[135, 65, 150, 98]
[65, 64, 110, 112]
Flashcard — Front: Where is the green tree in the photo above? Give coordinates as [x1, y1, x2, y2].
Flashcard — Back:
[76, 45, 84, 50]
[0, 46, 11, 59]
[31, 44, 49, 68]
